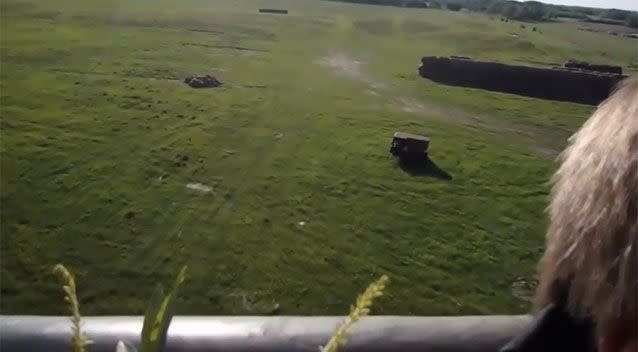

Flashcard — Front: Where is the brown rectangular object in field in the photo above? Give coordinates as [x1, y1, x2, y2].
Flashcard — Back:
[563, 60, 622, 75]
[393, 132, 429, 141]
[259, 8, 288, 14]
[391, 132, 430, 156]
[418, 56, 625, 105]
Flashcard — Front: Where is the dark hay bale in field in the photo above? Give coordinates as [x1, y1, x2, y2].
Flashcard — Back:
[184, 75, 222, 88]
[259, 8, 288, 14]
[450, 55, 471, 60]
[532, 26, 537, 31]
[520, 24, 526, 29]
[418, 56, 625, 105]
[563, 60, 622, 75]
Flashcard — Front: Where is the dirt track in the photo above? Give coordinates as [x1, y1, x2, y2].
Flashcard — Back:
[317, 51, 566, 157]
[316, 52, 386, 90]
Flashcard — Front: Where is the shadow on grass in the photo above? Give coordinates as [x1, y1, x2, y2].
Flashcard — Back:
[397, 154, 452, 180]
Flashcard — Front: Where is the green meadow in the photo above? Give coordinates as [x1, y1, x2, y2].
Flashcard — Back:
[1, 0, 635, 315]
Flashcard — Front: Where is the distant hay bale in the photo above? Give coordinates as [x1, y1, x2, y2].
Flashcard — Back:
[563, 59, 622, 75]
[258, 8, 288, 14]
[418, 56, 625, 105]
[184, 75, 222, 88]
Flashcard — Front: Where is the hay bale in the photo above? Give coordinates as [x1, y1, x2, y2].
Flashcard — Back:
[563, 59, 622, 75]
[259, 8, 288, 14]
[184, 75, 222, 88]
[450, 55, 471, 60]
[418, 56, 624, 105]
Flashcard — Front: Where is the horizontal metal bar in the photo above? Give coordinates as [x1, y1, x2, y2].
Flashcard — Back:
[0, 315, 531, 352]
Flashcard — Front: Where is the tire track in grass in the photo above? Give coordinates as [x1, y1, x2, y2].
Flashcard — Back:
[196, 59, 367, 305]
[317, 50, 565, 157]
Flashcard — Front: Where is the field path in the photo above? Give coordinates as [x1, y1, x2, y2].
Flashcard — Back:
[317, 51, 564, 157]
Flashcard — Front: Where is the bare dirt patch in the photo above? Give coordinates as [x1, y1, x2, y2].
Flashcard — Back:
[316, 52, 385, 90]
[317, 51, 564, 156]
[186, 182, 212, 193]
[396, 96, 563, 156]
[577, 21, 637, 35]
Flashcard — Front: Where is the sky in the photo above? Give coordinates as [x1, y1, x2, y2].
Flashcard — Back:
[541, 0, 638, 11]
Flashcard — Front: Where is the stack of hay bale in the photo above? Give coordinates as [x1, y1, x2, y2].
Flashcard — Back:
[562, 59, 622, 75]
[418, 56, 625, 105]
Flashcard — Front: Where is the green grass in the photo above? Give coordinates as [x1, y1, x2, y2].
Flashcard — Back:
[1, 0, 635, 316]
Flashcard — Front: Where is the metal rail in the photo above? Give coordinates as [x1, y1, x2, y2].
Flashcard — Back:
[0, 315, 530, 352]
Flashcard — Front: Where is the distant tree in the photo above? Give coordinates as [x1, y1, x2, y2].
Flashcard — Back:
[464, 0, 488, 12]
[428, 0, 441, 8]
[480, 0, 496, 11]
[464, 0, 478, 11]
[543, 7, 556, 18]
[502, 3, 519, 18]
[603, 8, 630, 20]
[579, 7, 598, 15]
[487, 1, 505, 14]
[626, 12, 638, 28]
[317, 0, 608, 24]
[504, 1, 544, 21]
[446, 2, 463, 11]
[404, 0, 429, 7]
[554, 10, 586, 19]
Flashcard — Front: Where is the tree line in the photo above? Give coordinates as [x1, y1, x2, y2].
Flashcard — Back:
[321, 0, 638, 28]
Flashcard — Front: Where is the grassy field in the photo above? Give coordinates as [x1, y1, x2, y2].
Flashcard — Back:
[1, 0, 636, 316]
